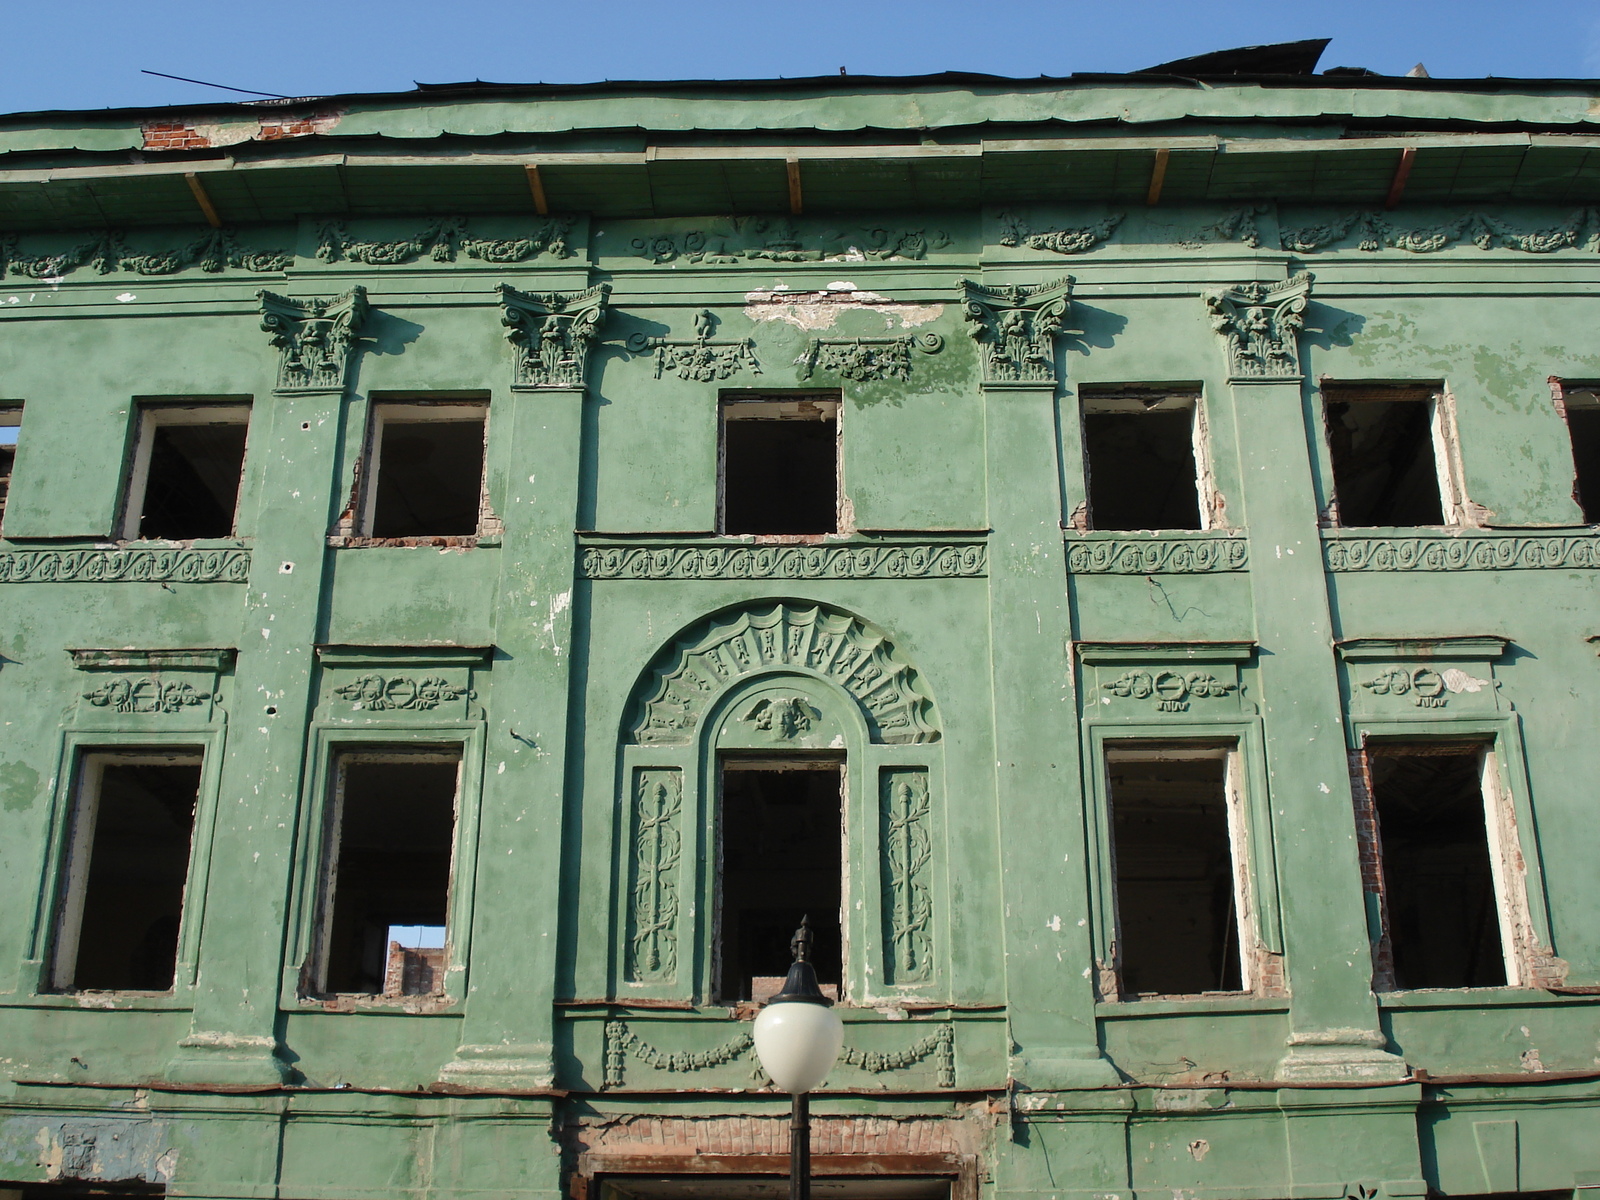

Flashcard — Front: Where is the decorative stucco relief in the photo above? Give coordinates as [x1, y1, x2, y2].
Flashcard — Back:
[316, 216, 575, 264]
[0, 549, 251, 584]
[631, 219, 949, 264]
[82, 677, 210, 714]
[798, 333, 943, 381]
[625, 769, 683, 984]
[630, 603, 939, 746]
[1067, 537, 1247, 574]
[960, 276, 1073, 386]
[626, 309, 760, 380]
[839, 1022, 955, 1087]
[1324, 534, 1600, 571]
[499, 282, 609, 389]
[258, 286, 369, 392]
[1204, 272, 1312, 380]
[1279, 207, 1599, 254]
[580, 542, 986, 581]
[2, 227, 292, 278]
[603, 1019, 752, 1088]
[880, 769, 934, 986]
[331, 675, 467, 711]
[1101, 670, 1236, 712]
[998, 211, 1124, 254]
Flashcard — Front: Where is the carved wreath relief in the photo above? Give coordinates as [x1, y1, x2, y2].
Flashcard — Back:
[331, 674, 467, 711]
[1101, 670, 1236, 712]
[625, 769, 683, 984]
[82, 677, 209, 714]
[1358, 666, 1490, 709]
[880, 769, 934, 985]
[632, 604, 938, 746]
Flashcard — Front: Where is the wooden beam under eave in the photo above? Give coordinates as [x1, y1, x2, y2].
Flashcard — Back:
[1385, 147, 1416, 209]
[787, 158, 803, 215]
[185, 172, 223, 227]
[525, 164, 549, 215]
[1145, 148, 1170, 205]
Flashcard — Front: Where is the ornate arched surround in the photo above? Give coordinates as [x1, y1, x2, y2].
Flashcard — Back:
[613, 601, 946, 1007]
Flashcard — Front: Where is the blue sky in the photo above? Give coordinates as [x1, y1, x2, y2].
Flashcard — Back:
[4, 0, 1600, 115]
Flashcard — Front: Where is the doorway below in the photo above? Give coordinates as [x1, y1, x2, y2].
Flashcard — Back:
[718, 759, 843, 1002]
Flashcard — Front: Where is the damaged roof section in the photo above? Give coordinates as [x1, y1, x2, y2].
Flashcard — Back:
[1, 42, 1599, 227]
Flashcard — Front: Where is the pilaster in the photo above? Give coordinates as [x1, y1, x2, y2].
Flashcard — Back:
[970, 275, 1120, 1089]
[1207, 272, 1407, 1083]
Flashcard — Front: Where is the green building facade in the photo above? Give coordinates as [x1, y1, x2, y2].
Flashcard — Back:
[2, 46, 1599, 1200]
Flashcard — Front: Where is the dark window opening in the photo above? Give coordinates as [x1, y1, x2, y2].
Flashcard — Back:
[721, 395, 838, 535]
[367, 405, 487, 538]
[318, 751, 459, 996]
[1082, 391, 1203, 530]
[1323, 384, 1444, 526]
[1107, 746, 1244, 997]
[718, 761, 843, 1002]
[1368, 745, 1505, 990]
[54, 755, 200, 992]
[134, 412, 249, 540]
[1560, 386, 1600, 523]
[0, 406, 19, 525]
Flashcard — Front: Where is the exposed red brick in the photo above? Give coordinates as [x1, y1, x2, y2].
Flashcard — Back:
[142, 121, 211, 151]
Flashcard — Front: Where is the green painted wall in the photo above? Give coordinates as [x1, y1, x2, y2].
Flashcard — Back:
[1, 182, 1599, 1200]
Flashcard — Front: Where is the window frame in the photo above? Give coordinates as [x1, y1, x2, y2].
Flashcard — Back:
[285, 722, 485, 1010]
[0, 402, 21, 532]
[1082, 718, 1282, 1006]
[1317, 380, 1471, 529]
[1349, 716, 1548, 997]
[716, 389, 844, 538]
[355, 397, 492, 541]
[1077, 385, 1221, 532]
[22, 728, 226, 1008]
[1551, 378, 1600, 524]
[118, 399, 253, 541]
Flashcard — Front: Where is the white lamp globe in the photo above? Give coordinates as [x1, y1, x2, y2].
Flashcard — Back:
[753, 998, 844, 1095]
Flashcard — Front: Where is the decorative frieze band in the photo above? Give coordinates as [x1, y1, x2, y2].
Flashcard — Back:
[1324, 534, 1600, 572]
[582, 541, 986, 580]
[1067, 536, 1248, 574]
[0, 548, 251, 583]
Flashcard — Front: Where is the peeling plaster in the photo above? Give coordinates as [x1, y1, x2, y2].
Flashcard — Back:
[743, 286, 942, 331]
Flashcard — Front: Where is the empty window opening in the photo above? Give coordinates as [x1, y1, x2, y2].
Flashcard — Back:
[1081, 388, 1206, 531]
[52, 752, 201, 992]
[1366, 744, 1506, 990]
[0, 405, 19, 525]
[314, 749, 460, 996]
[123, 403, 250, 540]
[1106, 743, 1247, 998]
[720, 394, 839, 535]
[363, 401, 488, 538]
[718, 760, 843, 1001]
[1559, 384, 1600, 523]
[1323, 384, 1446, 526]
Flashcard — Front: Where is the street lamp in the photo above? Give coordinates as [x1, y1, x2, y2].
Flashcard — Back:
[752, 918, 845, 1200]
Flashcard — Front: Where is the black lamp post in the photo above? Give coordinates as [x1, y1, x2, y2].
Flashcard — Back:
[752, 918, 845, 1200]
